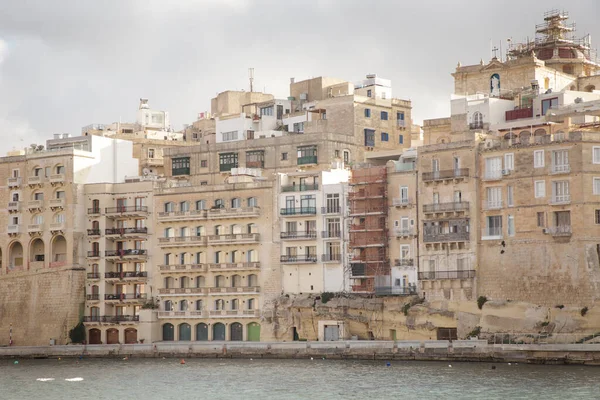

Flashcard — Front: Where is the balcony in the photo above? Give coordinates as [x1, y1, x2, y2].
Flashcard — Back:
[87, 272, 100, 279]
[423, 229, 470, 243]
[422, 168, 469, 182]
[481, 227, 503, 240]
[104, 206, 148, 217]
[550, 195, 571, 205]
[423, 201, 469, 214]
[27, 224, 43, 234]
[104, 293, 148, 301]
[158, 209, 207, 221]
[158, 264, 208, 272]
[505, 107, 533, 121]
[87, 208, 101, 215]
[207, 207, 260, 219]
[87, 251, 101, 258]
[281, 184, 319, 192]
[394, 258, 414, 267]
[484, 200, 503, 210]
[86, 294, 100, 301]
[545, 225, 572, 237]
[321, 230, 342, 239]
[48, 198, 65, 209]
[27, 200, 43, 210]
[418, 270, 476, 280]
[105, 249, 148, 260]
[105, 227, 148, 238]
[158, 236, 208, 247]
[297, 155, 318, 165]
[207, 262, 261, 271]
[483, 170, 503, 181]
[158, 287, 208, 295]
[87, 229, 101, 237]
[207, 233, 260, 245]
[280, 255, 318, 263]
[392, 198, 411, 207]
[280, 207, 317, 216]
[321, 206, 341, 214]
[219, 163, 237, 173]
[208, 286, 260, 294]
[28, 176, 43, 186]
[7, 177, 21, 188]
[7, 224, 20, 235]
[551, 164, 570, 174]
[8, 201, 20, 213]
[104, 271, 148, 280]
[49, 174, 65, 185]
[469, 122, 484, 130]
[394, 228, 415, 238]
[280, 231, 317, 240]
[321, 254, 341, 263]
[157, 311, 209, 319]
[50, 222, 65, 232]
[207, 310, 260, 318]
[246, 160, 264, 169]
[83, 315, 139, 324]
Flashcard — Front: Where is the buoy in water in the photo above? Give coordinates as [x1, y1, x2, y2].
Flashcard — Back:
[310, 357, 314, 361]
[386, 362, 391, 367]
[180, 359, 186, 365]
[491, 365, 496, 370]
[448, 364, 452, 368]
[14, 361, 18, 365]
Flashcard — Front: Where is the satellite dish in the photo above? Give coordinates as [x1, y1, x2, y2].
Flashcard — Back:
[142, 168, 150, 176]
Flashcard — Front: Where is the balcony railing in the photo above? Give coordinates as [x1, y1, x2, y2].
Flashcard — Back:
[28, 176, 43, 185]
[87, 251, 101, 258]
[423, 201, 469, 213]
[469, 122, 484, 130]
[104, 271, 148, 279]
[505, 107, 533, 121]
[83, 315, 140, 323]
[7, 177, 21, 187]
[392, 198, 410, 207]
[321, 230, 342, 238]
[87, 229, 101, 237]
[484, 200, 503, 210]
[104, 293, 148, 301]
[87, 208, 101, 215]
[422, 168, 469, 182]
[207, 207, 260, 219]
[87, 272, 100, 279]
[158, 264, 208, 272]
[281, 184, 319, 192]
[482, 227, 503, 239]
[350, 223, 385, 231]
[374, 285, 417, 296]
[86, 294, 100, 301]
[8, 201, 20, 212]
[7, 224, 20, 234]
[48, 198, 65, 208]
[49, 174, 65, 184]
[280, 207, 317, 215]
[551, 164, 570, 174]
[321, 206, 341, 214]
[321, 254, 341, 262]
[27, 224, 43, 233]
[394, 228, 415, 237]
[280, 231, 317, 240]
[158, 236, 207, 246]
[207, 233, 260, 244]
[280, 255, 318, 263]
[423, 230, 470, 243]
[207, 262, 261, 271]
[105, 227, 148, 236]
[418, 270, 476, 280]
[297, 155, 318, 165]
[105, 206, 148, 215]
[394, 258, 414, 267]
[546, 225, 572, 237]
[550, 195, 571, 205]
[105, 249, 148, 257]
[50, 222, 65, 232]
[27, 200, 43, 210]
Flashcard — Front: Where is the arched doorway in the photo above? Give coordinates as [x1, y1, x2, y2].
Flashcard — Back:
[213, 323, 225, 341]
[247, 323, 261, 342]
[162, 323, 174, 341]
[124, 328, 137, 344]
[51, 235, 67, 266]
[106, 328, 119, 344]
[29, 238, 45, 267]
[89, 329, 101, 344]
[230, 322, 243, 341]
[179, 323, 191, 341]
[196, 323, 208, 341]
[8, 241, 23, 270]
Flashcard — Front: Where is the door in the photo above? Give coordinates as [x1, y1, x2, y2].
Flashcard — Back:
[116, 198, 127, 212]
[213, 323, 225, 341]
[179, 323, 191, 341]
[196, 323, 208, 341]
[247, 323, 261, 342]
[230, 322, 243, 341]
[106, 328, 119, 344]
[324, 325, 339, 341]
[89, 329, 101, 345]
[124, 328, 137, 344]
[162, 323, 174, 341]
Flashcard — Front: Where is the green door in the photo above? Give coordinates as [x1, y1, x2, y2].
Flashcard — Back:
[162, 323, 174, 341]
[213, 323, 225, 341]
[230, 323, 243, 341]
[179, 323, 191, 341]
[196, 323, 208, 341]
[247, 323, 261, 342]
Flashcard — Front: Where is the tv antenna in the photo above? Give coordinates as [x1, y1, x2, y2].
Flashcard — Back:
[248, 68, 254, 92]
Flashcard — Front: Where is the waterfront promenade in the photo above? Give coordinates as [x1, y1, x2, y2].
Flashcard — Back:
[3, 340, 600, 365]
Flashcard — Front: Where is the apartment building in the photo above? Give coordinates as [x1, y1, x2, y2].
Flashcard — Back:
[278, 167, 350, 294]
[83, 181, 154, 344]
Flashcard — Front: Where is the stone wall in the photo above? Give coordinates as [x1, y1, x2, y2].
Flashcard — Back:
[0, 267, 85, 346]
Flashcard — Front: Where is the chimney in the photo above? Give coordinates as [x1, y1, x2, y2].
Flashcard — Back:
[290, 77, 295, 84]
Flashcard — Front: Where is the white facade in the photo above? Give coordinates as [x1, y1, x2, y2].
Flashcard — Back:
[451, 94, 515, 128]
[354, 74, 392, 100]
[137, 98, 171, 131]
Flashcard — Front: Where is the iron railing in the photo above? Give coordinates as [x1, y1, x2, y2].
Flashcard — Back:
[418, 270, 476, 280]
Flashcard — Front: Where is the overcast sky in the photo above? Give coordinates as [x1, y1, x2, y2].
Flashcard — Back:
[0, 0, 598, 154]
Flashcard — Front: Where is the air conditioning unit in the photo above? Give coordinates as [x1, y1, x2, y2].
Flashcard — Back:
[542, 228, 548, 234]
[502, 169, 510, 175]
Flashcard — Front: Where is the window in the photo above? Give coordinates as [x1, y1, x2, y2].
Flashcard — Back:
[541, 97, 559, 116]
[180, 201, 189, 212]
[343, 151, 349, 164]
[400, 186, 408, 202]
[231, 198, 241, 208]
[486, 215, 502, 237]
[432, 159, 439, 172]
[200, 160, 207, 168]
[504, 153, 514, 171]
[281, 152, 288, 160]
[148, 148, 155, 159]
[55, 213, 65, 223]
[552, 181, 570, 203]
[326, 193, 340, 213]
[534, 150, 545, 168]
[248, 197, 258, 207]
[260, 106, 274, 116]
[33, 214, 43, 225]
[222, 130, 238, 141]
[594, 178, 600, 195]
[297, 146, 317, 165]
[486, 187, 502, 208]
[293, 122, 304, 133]
[381, 132, 389, 142]
[534, 180, 546, 198]
[595, 210, 600, 225]
[507, 185, 514, 207]
[594, 147, 600, 164]
[367, 89, 372, 98]
[552, 150, 569, 172]
[472, 111, 483, 128]
[200, 181, 207, 186]
[508, 215, 515, 236]
[381, 92, 386, 100]
[364, 129, 375, 147]
[399, 135, 404, 144]
[196, 200, 206, 210]
[485, 157, 502, 179]
[400, 245, 410, 260]
[300, 194, 316, 211]
[195, 226, 204, 236]
[380, 111, 388, 120]
[34, 192, 44, 200]
[56, 190, 65, 199]
[397, 112, 405, 127]
[219, 152, 238, 172]
[172, 157, 190, 176]
[246, 150, 265, 168]
[432, 192, 439, 204]
[364, 108, 371, 118]
[215, 199, 224, 208]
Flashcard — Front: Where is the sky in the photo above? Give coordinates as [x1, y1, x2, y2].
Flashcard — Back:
[0, 0, 598, 154]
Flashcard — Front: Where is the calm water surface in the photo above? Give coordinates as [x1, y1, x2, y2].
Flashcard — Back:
[0, 358, 599, 399]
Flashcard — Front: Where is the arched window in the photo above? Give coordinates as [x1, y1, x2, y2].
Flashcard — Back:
[230, 250, 238, 263]
[472, 111, 483, 128]
[91, 199, 100, 213]
[180, 300, 188, 311]
[164, 253, 171, 265]
[215, 275, 225, 288]
[248, 274, 258, 287]
[215, 251, 222, 263]
[164, 276, 174, 288]
[534, 129, 546, 144]
[231, 224, 242, 234]
[231, 299, 239, 310]
[164, 300, 173, 311]
[54, 212, 65, 224]
[247, 197, 257, 207]
[55, 165, 65, 174]
[247, 223, 257, 234]
[195, 226, 204, 237]
[247, 250, 257, 263]
[195, 252, 204, 264]
[195, 300, 203, 311]
[195, 276, 205, 288]
[164, 227, 172, 238]
[215, 299, 224, 310]
[231, 198, 241, 208]
[180, 226, 188, 237]
[231, 274, 242, 287]
[180, 276, 189, 288]
[162, 323, 174, 341]
[247, 298, 256, 310]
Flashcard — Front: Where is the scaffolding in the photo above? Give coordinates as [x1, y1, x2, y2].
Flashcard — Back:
[348, 165, 389, 293]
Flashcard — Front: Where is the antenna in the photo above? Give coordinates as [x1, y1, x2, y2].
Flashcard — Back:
[248, 68, 254, 92]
